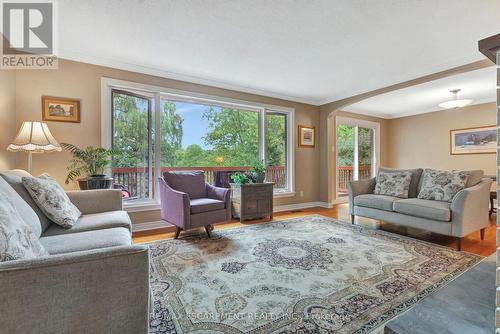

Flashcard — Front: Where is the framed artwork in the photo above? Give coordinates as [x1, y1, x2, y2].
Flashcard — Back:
[298, 125, 315, 148]
[450, 125, 496, 155]
[42, 96, 81, 123]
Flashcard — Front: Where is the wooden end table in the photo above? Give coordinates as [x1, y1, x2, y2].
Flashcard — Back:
[231, 183, 274, 222]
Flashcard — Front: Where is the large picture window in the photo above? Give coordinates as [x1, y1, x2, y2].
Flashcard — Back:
[103, 79, 294, 206]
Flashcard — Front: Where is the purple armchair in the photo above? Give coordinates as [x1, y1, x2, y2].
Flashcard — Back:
[158, 171, 232, 238]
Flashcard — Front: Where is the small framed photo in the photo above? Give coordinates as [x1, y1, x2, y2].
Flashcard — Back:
[450, 125, 496, 155]
[298, 125, 315, 148]
[42, 96, 81, 123]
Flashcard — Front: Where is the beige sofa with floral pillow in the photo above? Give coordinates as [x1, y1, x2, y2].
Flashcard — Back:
[0, 169, 150, 334]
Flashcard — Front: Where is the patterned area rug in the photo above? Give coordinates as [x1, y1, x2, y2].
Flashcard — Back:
[148, 215, 481, 333]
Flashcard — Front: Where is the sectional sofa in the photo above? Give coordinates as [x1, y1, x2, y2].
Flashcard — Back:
[348, 168, 492, 250]
[0, 169, 150, 334]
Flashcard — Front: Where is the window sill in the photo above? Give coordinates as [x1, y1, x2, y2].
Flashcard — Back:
[273, 191, 296, 198]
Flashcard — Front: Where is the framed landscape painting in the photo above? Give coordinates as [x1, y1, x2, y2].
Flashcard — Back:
[42, 96, 81, 123]
[450, 125, 496, 155]
[298, 125, 315, 148]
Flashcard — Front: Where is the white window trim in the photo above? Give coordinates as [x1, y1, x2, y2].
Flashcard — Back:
[101, 77, 295, 210]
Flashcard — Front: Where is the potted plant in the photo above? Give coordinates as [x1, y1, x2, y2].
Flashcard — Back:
[248, 160, 266, 183]
[61, 143, 116, 190]
[229, 172, 252, 201]
[230, 171, 251, 185]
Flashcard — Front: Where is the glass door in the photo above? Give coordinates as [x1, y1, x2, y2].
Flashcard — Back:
[336, 124, 355, 197]
[335, 117, 379, 200]
[357, 127, 375, 181]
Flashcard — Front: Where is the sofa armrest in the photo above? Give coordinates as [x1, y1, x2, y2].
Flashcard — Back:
[347, 177, 376, 214]
[66, 189, 123, 214]
[158, 177, 190, 229]
[451, 178, 492, 237]
[206, 183, 232, 220]
[0, 245, 150, 334]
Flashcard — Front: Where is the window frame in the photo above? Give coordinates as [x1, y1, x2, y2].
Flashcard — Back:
[101, 77, 295, 211]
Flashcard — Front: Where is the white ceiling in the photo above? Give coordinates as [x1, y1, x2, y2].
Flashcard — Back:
[343, 66, 497, 118]
[57, 0, 500, 106]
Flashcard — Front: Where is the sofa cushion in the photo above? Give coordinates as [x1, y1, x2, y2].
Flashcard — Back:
[22, 174, 82, 228]
[0, 171, 53, 232]
[393, 198, 451, 222]
[42, 211, 131, 236]
[40, 227, 131, 255]
[418, 169, 468, 202]
[190, 198, 225, 214]
[164, 171, 206, 199]
[354, 194, 399, 212]
[374, 170, 413, 198]
[379, 167, 423, 198]
[0, 175, 42, 237]
[0, 190, 48, 261]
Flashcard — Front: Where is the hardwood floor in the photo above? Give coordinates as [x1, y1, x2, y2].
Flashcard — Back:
[133, 203, 496, 256]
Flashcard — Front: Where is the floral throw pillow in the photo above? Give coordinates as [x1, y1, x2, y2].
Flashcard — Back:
[418, 169, 469, 202]
[374, 171, 413, 198]
[22, 174, 81, 228]
[0, 191, 48, 262]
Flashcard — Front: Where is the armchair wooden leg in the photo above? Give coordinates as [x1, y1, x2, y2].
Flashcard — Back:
[351, 215, 355, 225]
[480, 228, 485, 240]
[174, 227, 182, 239]
[204, 225, 212, 238]
[455, 237, 461, 251]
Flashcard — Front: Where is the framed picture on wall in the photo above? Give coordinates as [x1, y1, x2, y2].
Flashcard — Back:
[450, 125, 497, 155]
[298, 125, 315, 148]
[42, 96, 81, 123]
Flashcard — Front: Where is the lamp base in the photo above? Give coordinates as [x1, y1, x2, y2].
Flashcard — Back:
[27, 151, 33, 174]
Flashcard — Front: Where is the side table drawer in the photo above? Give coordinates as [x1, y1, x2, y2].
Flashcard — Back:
[244, 200, 258, 214]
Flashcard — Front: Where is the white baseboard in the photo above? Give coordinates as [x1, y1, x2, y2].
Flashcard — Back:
[273, 201, 332, 212]
[132, 201, 333, 233]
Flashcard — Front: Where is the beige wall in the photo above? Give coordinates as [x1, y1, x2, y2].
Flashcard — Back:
[0, 71, 16, 170]
[13, 59, 321, 223]
[387, 102, 496, 175]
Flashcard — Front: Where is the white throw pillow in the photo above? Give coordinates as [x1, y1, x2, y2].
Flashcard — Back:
[22, 173, 82, 228]
[0, 190, 48, 262]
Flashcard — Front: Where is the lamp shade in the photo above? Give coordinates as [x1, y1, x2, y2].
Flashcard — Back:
[7, 121, 62, 153]
[438, 89, 473, 110]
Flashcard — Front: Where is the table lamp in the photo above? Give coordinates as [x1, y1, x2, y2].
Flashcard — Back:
[7, 121, 62, 174]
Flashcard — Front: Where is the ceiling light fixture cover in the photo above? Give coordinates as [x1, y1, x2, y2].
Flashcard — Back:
[438, 89, 473, 109]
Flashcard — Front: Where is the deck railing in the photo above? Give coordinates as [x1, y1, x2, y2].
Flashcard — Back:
[337, 165, 372, 194]
[112, 165, 287, 199]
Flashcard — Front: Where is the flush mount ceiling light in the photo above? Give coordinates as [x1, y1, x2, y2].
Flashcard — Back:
[438, 89, 473, 109]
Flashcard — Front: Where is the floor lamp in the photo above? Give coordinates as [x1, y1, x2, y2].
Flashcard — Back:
[7, 121, 62, 174]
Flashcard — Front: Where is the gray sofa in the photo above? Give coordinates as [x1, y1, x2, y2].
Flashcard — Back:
[0, 170, 150, 334]
[348, 168, 492, 250]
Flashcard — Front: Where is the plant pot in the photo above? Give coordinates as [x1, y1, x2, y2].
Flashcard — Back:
[249, 172, 266, 183]
[78, 176, 113, 190]
[255, 172, 266, 183]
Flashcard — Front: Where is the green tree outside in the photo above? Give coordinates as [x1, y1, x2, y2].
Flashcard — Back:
[336, 124, 373, 166]
[112, 95, 287, 168]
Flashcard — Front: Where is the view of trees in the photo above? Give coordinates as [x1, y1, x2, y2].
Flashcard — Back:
[336, 124, 373, 166]
[111, 92, 286, 168]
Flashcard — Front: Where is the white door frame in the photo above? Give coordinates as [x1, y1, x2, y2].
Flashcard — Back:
[334, 116, 380, 203]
